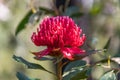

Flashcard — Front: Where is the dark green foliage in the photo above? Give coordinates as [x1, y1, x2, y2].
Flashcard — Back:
[63, 60, 86, 72]
[70, 70, 88, 80]
[15, 10, 32, 35]
[34, 56, 55, 61]
[63, 60, 89, 80]
[13, 55, 54, 74]
[16, 72, 40, 80]
[16, 72, 30, 80]
[70, 12, 84, 18]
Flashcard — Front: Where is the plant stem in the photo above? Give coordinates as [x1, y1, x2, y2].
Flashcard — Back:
[57, 60, 62, 80]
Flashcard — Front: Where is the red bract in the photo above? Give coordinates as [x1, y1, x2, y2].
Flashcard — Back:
[31, 16, 86, 60]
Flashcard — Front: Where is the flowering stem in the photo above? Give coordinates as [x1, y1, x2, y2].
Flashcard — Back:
[57, 60, 62, 80]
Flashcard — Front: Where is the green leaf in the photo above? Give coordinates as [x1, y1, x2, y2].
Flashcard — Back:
[34, 56, 55, 61]
[70, 12, 84, 18]
[16, 72, 30, 80]
[63, 60, 87, 80]
[71, 67, 91, 80]
[86, 49, 106, 56]
[15, 10, 33, 36]
[90, 3, 103, 15]
[63, 68, 84, 80]
[16, 72, 40, 80]
[71, 70, 88, 80]
[63, 60, 86, 72]
[86, 68, 92, 76]
[63, 66, 89, 80]
[13, 55, 54, 75]
[100, 70, 117, 80]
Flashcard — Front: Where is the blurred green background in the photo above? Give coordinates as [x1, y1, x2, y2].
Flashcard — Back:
[0, 0, 120, 80]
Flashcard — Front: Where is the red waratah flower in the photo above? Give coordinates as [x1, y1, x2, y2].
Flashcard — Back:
[31, 16, 86, 60]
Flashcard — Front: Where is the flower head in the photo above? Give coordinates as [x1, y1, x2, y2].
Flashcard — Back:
[31, 16, 86, 60]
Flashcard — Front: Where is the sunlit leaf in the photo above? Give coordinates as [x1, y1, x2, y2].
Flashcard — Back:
[13, 55, 54, 75]
[100, 70, 117, 80]
[16, 72, 40, 80]
[63, 66, 90, 80]
[71, 66, 91, 80]
[63, 60, 86, 72]
[63, 67, 85, 80]
[63, 60, 87, 80]
[15, 10, 33, 36]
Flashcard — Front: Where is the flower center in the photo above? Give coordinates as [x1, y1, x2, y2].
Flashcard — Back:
[52, 48, 60, 52]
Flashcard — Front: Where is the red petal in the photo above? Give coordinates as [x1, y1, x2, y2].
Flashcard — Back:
[61, 47, 85, 60]
[32, 48, 52, 58]
[62, 50, 74, 60]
